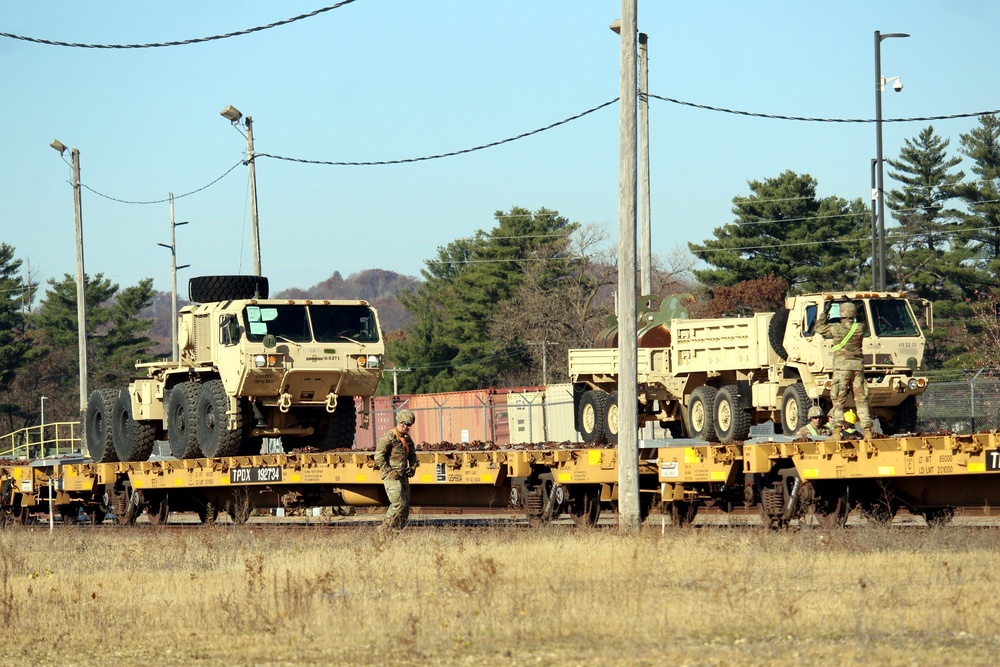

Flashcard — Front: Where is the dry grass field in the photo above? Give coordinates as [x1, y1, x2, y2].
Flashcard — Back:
[0, 523, 998, 666]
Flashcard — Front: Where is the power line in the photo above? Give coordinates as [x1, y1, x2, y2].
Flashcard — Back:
[0, 1, 359, 49]
[78, 161, 244, 205]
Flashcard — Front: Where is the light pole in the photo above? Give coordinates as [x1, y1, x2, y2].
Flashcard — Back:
[50, 140, 89, 417]
[158, 193, 190, 362]
[220, 105, 262, 276]
[610, 21, 652, 296]
[40, 396, 47, 456]
[874, 30, 909, 291]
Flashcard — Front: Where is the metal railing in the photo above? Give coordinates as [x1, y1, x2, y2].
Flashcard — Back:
[0, 422, 83, 460]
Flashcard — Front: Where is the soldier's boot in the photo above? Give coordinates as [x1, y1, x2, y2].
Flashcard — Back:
[827, 426, 843, 442]
[862, 426, 874, 440]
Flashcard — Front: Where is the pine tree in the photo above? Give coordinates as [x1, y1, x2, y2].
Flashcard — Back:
[955, 114, 1000, 288]
[0, 244, 34, 430]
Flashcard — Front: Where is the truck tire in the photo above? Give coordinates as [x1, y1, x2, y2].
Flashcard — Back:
[688, 386, 719, 441]
[714, 385, 751, 443]
[768, 306, 789, 360]
[882, 395, 918, 435]
[167, 382, 203, 459]
[195, 380, 244, 458]
[781, 383, 811, 436]
[188, 275, 269, 303]
[111, 390, 156, 462]
[603, 391, 620, 444]
[578, 390, 608, 444]
[85, 389, 120, 463]
[312, 399, 358, 450]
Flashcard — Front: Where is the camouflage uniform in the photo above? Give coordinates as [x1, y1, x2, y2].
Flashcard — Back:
[374, 421, 418, 530]
[814, 303, 872, 430]
[795, 421, 831, 437]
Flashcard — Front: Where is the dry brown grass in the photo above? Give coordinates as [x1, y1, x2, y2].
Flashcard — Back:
[0, 523, 998, 666]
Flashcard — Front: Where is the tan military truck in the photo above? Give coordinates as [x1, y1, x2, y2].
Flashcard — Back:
[84, 275, 385, 462]
[570, 291, 932, 444]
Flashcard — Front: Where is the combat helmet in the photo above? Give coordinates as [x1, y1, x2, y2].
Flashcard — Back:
[396, 409, 415, 425]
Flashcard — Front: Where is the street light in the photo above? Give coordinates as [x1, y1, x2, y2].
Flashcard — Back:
[610, 21, 652, 296]
[220, 105, 262, 277]
[158, 194, 190, 362]
[874, 30, 909, 291]
[50, 140, 89, 417]
[40, 396, 47, 457]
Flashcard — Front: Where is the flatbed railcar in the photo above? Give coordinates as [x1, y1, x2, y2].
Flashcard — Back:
[3, 431, 1000, 528]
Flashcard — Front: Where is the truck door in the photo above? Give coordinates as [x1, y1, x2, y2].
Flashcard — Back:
[788, 299, 827, 370]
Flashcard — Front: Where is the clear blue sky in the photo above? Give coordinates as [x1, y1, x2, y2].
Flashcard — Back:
[2, 1, 998, 296]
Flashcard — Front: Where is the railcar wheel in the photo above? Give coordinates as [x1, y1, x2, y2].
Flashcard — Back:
[780, 383, 811, 436]
[145, 492, 169, 525]
[922, 507, 955, 526]
[85, 389, 120, 462]
[578, 390, 608, 444]
[670, 501, 698, 527]
[167, 382, 203, 459]
[812, 483, 850, 528]
[688, 386, 718, 441]
[195, 380, 244, 458]
[111, 391, 156, 462]
[569, 486, 601, 527]
[714, 385, 751, 443]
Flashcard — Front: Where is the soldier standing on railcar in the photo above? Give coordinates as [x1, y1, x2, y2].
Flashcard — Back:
[375, 409, 418, 530]
[814, 301, 873, 439]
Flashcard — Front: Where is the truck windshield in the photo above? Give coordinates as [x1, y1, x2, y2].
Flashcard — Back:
[243, 304, 380, 343]
[870, 299, 919, 337]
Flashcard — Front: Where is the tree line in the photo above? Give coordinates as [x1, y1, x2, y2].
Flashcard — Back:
[3, 115, 999, 429]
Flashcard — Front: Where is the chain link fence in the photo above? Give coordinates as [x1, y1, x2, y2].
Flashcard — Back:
[917, 377, 1000, 433]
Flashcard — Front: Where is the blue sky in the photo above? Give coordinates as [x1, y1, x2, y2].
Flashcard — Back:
[2, 1, 998, 296]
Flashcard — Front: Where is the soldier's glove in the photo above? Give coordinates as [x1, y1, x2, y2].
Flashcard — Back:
[406, 467, 416, 478]
[391, 469, 404, 481]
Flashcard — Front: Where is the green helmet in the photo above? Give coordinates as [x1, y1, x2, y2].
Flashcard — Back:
[840, 302, 856, 319]
[396, 409, 415, 425]
[807, 406, 825, 419]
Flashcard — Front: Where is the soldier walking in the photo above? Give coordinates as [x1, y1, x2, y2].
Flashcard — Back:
[375, 409, 418, 530]
[814, 301, 873, 439]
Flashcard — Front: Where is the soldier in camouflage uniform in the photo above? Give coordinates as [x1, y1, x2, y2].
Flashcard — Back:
[375, 409, 418, 530]
[814, 301, 872, 439]
[796, 405, 830, 437]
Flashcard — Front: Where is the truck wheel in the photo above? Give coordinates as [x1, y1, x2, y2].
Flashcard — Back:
[188, 275, 269, 303]
[882, 395, 918, 435]
[603, 391, 620, 444]
[714, 385, 751, 443]
[312, 399, 357, 450]
[85, 389, 120, 462]
[780, 383, 811, 436]
[195, 380, 244, 458]
[768, 306, 789, 360]
[167, 382, 203, 458]
[112, 390, 156, 462]
[578, 390, 608, 444]
[688, 386, 718, 441]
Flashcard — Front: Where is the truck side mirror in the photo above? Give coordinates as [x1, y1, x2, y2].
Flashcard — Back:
[920, 298, 934, 334]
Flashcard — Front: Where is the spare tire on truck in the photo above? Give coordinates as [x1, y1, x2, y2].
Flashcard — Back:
[768, 305, 789, 360]
[189, 275, 269, 303]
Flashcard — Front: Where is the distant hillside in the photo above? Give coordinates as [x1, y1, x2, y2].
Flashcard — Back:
[275, 269, 420, 332]
[141, 269, 420, 357]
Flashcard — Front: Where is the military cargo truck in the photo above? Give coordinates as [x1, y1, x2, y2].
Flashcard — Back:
[570, 291, 932, 444]
[84, 275, 385, 462]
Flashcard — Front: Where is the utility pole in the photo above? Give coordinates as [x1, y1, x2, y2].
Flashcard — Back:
[526, 341, 554, 386]
[638, 31, 652, 297]
[245, 115, 262, 277]
[158, 194, 190, 362]
[385, 367, 412, 396]
[615, 0, 641, 533]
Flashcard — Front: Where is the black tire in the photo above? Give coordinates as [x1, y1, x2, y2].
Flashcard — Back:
[714, 385, 751, 443]
[112, 391, 156, 462]
[145, 492, 169, 525]
[781, 383, 811, 436]
[188, 275, 269, 303]
[882, 395, 918, 435]
[768, 305, 789, 360]
[311, 399, 358, 451]
[195, 380, 244, 458]
[85, 389, 120, 463]
[603, 391, 620, 444]
[688, 386, 718, 441]
[167, 382, 203, 458]
[578, 390, 608, 444]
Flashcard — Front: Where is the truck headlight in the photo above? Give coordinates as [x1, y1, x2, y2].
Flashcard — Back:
[356, 355, 382, 369]
[254, 354, 267, 368]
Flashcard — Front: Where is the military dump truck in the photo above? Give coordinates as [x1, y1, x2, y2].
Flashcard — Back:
[570, 291, 932, 444]
[84, 275, 385, 462]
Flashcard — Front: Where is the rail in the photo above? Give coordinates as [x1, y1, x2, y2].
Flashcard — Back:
[0, 422, 83, 460]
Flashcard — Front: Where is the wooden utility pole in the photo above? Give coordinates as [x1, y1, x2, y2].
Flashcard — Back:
[616, 0, 641, 533]
[385, 367, 412, 396]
